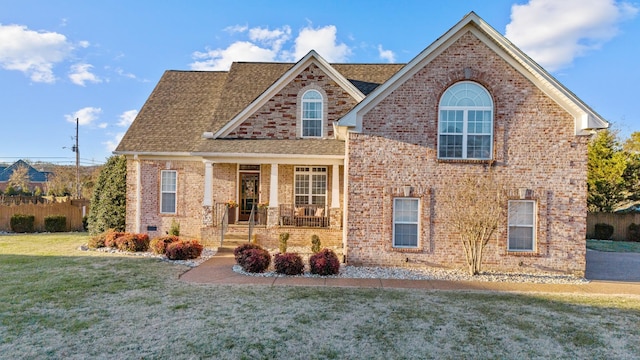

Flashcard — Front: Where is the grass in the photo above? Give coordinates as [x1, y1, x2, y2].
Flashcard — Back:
[587, 239, 640, 253]
[1, 233, 639, 359]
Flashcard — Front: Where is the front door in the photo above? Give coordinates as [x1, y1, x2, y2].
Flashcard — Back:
[239, 172, 259, 221]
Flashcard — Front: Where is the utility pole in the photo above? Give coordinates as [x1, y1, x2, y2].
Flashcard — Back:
[73, 118, 80, 199]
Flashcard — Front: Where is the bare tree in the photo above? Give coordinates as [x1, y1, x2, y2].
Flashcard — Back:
[8, 165, 31, 194]
[441, 170, 507, 275]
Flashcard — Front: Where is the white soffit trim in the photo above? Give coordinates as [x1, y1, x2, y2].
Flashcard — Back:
[339, 11, 609, 135]
[211, 50, 366, 139]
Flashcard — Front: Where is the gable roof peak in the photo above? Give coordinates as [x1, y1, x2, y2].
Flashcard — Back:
[209, 49, 366, 139]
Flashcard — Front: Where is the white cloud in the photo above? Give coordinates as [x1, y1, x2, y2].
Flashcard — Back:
[224, 24, 248, 34]
[65, 107, 102, 126]
[98, 123, 108, 129]
[190, 24, 352, 70]
[69, 63, 101, 86]
[0, 23, 73, 83]
[117, 109, 138, 127]
[78, 40, 90, 48]
[104, 132, 125, 152]
[290, 25, 351, 62]
[377, 45, 396, 63]
[506, 0, 638, 71]
[191, 41, 277, 70]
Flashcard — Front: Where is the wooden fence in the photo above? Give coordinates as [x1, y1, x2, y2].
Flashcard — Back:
[587, 212, 640, 241]
[0, 199, 90, 232]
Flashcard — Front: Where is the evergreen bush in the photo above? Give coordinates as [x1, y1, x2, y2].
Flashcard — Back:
[628, 223, 640, 242]
[311, 234, 321, 254]
[594, 223, 614, 240]
[87, 155, 127, 235]
[10, 214, 35, 233]
[44, 215, 66, 232]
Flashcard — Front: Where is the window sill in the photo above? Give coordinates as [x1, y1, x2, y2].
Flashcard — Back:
[391, 246, 422, 253]
[504, 250, 540, 257]
[437, 158, 494, 164]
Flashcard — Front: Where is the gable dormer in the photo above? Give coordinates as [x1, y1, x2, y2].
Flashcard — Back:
[205, 51, 366, 140]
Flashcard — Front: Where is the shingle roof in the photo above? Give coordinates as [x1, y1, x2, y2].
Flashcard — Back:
[116, 71, 228, 153]
[193, 138, 345, 156]
[115, 61, 403, 155]
[0, 160, 49, 182]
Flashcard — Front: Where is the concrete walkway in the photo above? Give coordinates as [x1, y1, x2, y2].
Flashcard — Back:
[180, 249, 640, 296]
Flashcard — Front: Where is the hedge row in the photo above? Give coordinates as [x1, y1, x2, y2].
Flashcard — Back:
[234, 243, 340, 276]
[88, 230, 203, 260]
[9, 214, 68, 233]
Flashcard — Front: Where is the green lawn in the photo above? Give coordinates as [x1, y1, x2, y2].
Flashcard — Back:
[1, 233, 639, 359]
[587, 239, 640, 253]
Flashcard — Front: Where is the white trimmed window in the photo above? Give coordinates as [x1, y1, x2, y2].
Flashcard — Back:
[393, 198, 419, 248]
[438, 82, 493, 160]
[160, 170, 177, 214]
[294, 166, 327, 205]
[301, 90, 323, 137]
[508, 200, 536, 251]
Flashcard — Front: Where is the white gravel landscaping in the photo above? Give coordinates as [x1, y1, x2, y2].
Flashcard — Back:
[82, 244, 588, 284]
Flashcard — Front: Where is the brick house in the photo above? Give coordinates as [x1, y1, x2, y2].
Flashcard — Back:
[115, 12, 607, 275]
[0, 159, 50, 194]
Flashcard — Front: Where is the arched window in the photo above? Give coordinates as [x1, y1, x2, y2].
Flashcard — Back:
[301, 90, 323, 137]
[438, 82, 493, 160]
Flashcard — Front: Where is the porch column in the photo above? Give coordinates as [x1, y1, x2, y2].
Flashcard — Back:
[330, 164, 342, 229]
[134, 155, 141, 233]
[267, 163, 279, 228]
[331, 164, 340, 208]
[202, 160, 214, 226]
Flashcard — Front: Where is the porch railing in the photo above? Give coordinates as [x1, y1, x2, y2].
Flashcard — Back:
[220, 205, 228, 246]
[279, 204, 329, 228]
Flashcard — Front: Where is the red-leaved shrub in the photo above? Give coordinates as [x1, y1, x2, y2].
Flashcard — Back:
[115, 233, 149, 252]
[239, 248, 271, 273]
[233, 243, 264, 264]
[274, 253, 304, 275]
[309, 248, 340, 276]
[166, 240, 204, 260]
[104, 229, 125, 248]
[88, 232, 107, 249]
[149, 235, 180, 254]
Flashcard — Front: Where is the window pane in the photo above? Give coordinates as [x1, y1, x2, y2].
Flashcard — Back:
[467, 135, 491, 159]
[303, 119, 321, 137]
[393, 198, 419, 247]
[439, 135, 463, 158]
[394, 224, 418, 247]
[161, 193, 176, 213]
[161, 171, 176, 191]
[508, 201, 535, 251]
[508, 226, 533, 250]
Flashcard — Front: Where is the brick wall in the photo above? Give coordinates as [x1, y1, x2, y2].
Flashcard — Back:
[126, 159, 205, 239]
[345, 31, 589, 276]
[227, 64, 359, 139]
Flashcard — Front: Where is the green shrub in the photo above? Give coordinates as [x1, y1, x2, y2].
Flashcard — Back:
[150, 235, 180, 254]
[309, 248, 340, 276]
[594, 223, 614, 240]
[233, 243, 264, 264]
[239, 248, 271, 273]
[88, 232, 107, 249]
[10, 214, 35, 233]
[274, 252, 304, 275]
[169, 219, 180, 236]
[165, 240, 203, 260]
[311, 234, 321, 254]
[628, 223, 640, 242]
[44, 215, 66, 232]
[87, 155, 126, 235]
[279, 232, 289, 254]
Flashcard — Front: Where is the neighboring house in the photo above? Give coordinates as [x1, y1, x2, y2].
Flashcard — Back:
[0, 159, 50, 194]
[115, 12, 608, 276]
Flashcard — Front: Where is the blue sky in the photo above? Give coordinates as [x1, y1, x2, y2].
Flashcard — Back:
[1, 0, 638, 165]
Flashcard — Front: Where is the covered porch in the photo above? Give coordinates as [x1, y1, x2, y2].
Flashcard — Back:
[201, 160, 344, 238]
